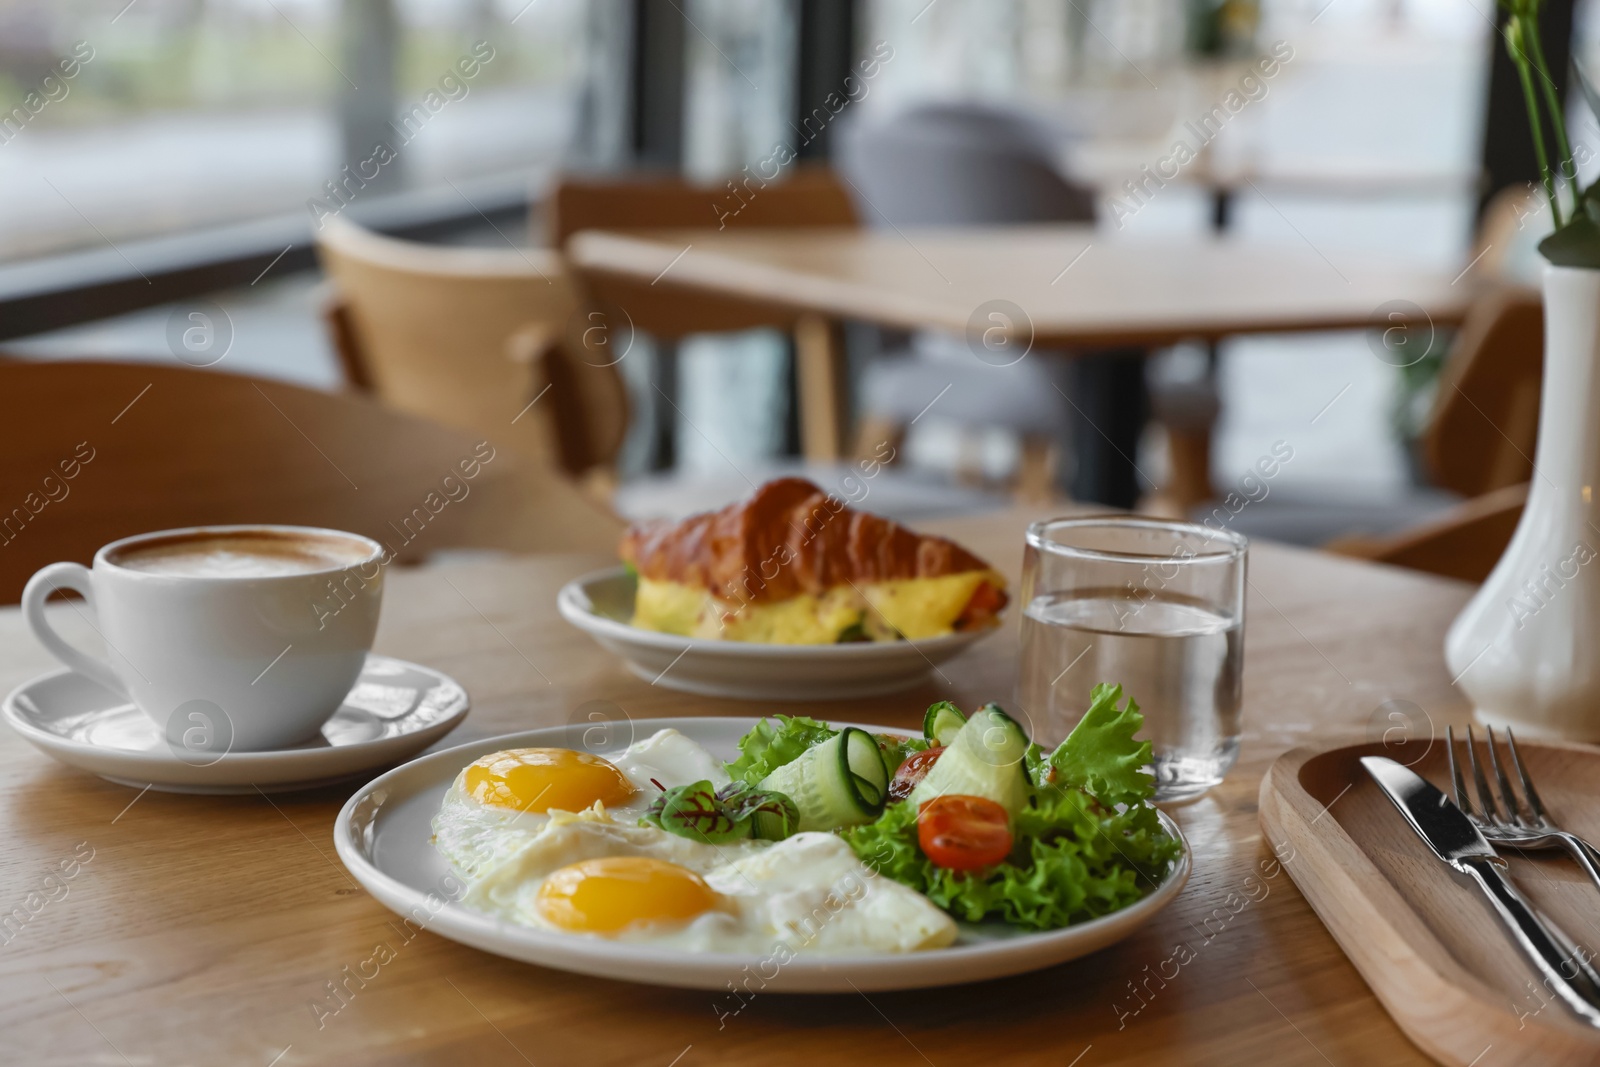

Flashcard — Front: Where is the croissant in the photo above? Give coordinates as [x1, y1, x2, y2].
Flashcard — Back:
[620, 478, 1008, 644]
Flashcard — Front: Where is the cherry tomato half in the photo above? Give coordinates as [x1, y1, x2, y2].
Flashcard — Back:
[888, 746, 944, 802]
[917, 794, 1013, 871]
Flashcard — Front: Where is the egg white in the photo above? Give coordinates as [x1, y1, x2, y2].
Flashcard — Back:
[611, 832, 958, 953]
[434, 729, 957, 955]
[431, 728, 729, 880]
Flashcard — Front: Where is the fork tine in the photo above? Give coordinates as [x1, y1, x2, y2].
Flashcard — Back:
[1465, 725, 1506, 824]
[1485, 726, 1527, 825]
[1447, 725, 1473, 815]
[1505, 728, 1552, 825]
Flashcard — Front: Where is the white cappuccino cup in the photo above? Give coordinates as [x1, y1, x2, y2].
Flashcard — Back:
[21, 525, 385, 754]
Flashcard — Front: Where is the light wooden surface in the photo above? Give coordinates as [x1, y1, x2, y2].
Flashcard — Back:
[553, 169, 859, 343]
[0, 507, 1483, 1065]
[0, 361, 623, 604]
[567, 225, 1474, 349]
[1261, 740, 1600, 1065]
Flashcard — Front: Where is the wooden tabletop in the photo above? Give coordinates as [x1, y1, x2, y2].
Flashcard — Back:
[0, 508, 1476, 1065]
[567, 225, 1473, 348]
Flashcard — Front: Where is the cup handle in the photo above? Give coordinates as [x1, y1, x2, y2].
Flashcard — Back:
[22, 562, 128, 697]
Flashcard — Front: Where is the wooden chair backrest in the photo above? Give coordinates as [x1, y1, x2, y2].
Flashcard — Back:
[315, 216, 629, 478]
[1473, 184, 1539, 281]
[549, 167, 860, 338]
[1422, 285, 1544, 498]
[0, 361, 622, 604]
[1328, 482, 1527, 583]
[548, 166, 859, 246]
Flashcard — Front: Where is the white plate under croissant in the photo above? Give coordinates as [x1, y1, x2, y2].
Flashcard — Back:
[557, 567, 997, 700]
[559, 480, 1009, 700]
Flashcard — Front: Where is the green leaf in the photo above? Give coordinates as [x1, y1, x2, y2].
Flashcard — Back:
[840, 785, 1180, 931]
[836, 617, 869, 643]
[1538, 213, 1600, 268]
[639, 779, 801, 843]
[874, 732, 930, 777]
[1044, 683, 1156, 808]
[718, 781, 800, 840]
[724, 715, 837, 784]
[640, 780, 749, 843]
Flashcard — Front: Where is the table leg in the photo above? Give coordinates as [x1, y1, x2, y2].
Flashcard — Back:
[650, 339, 678, 471]
[794, 314, 846, 463]
[1165, 426, 1215, 513]
[1068, 349, 1150, 509]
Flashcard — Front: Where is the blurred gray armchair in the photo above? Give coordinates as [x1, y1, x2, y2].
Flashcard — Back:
[836, 101, 1201, 508]
[836, 102, 1096, 226]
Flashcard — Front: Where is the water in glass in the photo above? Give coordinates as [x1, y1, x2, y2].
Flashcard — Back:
[1018, 588, 1242, 802]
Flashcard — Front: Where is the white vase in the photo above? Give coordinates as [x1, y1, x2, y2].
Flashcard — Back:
[1445, 264, 1600, 741]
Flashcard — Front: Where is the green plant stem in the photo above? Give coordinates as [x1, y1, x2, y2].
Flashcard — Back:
[1508, 15, 1564, 228]
[1523, 12, 1576, 213]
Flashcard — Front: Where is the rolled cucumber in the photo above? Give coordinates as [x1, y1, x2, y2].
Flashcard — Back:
[907, 703, 1030, 817]
[760, 728, 888, 830]
[922, 701, 968, 745]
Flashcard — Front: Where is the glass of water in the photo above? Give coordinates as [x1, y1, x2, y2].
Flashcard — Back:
[1018, 517, 1247, 803]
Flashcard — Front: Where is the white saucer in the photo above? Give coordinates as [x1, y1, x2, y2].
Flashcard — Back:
[2, 654, 469, 794]
[334, 716, 1190, 992]
[557, 567, 1001, 701]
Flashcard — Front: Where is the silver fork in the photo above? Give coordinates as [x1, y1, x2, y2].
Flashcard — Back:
[1446, 724, 1600, 894]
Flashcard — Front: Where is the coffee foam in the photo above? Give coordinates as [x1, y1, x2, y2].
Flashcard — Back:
[112, 532, 373, 578]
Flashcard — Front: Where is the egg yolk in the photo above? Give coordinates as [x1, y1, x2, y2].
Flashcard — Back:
[535, 857, 720, 934]
[464, 748, 636, 813]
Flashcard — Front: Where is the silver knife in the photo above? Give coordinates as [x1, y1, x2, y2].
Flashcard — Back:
[1362, 755, 1600, 1027]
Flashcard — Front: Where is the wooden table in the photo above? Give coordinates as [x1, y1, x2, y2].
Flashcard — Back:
[0, 509, 1476, 1065]
[568, 225, 1472, 507]
[570, 226, 1469, 350]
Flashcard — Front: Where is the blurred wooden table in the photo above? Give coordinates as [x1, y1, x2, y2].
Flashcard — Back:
[568, 225, 1473, 463]
[0, 508, 1476, 1066]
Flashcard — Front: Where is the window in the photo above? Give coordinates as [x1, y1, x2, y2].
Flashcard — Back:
[0, 0, 591, 264]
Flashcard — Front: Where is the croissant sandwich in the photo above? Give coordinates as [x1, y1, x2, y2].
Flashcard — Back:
[619, 478, 1008, 644]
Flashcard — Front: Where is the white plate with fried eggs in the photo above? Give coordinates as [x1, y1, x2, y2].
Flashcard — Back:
[333, 716, 1190, 992]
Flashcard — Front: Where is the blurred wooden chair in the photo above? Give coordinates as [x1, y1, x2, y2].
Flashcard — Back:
[0, 361, 623, 604]
[1328, 285, 1542, 581]
[551, 167, 859, 462]
[315, 216, 629, 488]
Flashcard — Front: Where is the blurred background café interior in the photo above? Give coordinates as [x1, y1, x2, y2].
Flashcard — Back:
[0, 0, 1579, 569]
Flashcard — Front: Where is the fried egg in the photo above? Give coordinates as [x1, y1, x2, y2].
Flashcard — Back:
[459, 818, 956, 954]
[431, 728, 729, 880]
[634, 571, 1005, 644]
[434, 730, 957, 955]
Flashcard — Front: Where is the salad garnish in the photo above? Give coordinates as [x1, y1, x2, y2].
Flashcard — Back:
[635, 683, 1178, 933]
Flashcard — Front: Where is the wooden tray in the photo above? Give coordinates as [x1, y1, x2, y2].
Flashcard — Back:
[1260, 739, 1600, 1066]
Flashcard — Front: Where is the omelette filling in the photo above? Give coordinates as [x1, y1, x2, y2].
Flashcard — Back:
[631, 571, 1007, 644]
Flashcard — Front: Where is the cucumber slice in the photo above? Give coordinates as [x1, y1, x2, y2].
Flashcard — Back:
[922, 701, 968, 745]
[907, 703, 1031, 817]
[759, 727, 888, 830]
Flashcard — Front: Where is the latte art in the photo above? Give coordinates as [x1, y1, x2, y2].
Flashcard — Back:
[112, 533, 373, 578]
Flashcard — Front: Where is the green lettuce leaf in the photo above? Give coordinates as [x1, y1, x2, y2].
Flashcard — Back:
[841, 681, 1176, 932]
[842, 786, 1179, 931]
[724, 715, 836, 784]
[1043, 682, 1155, 808]
[874, 732, 930, 777]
